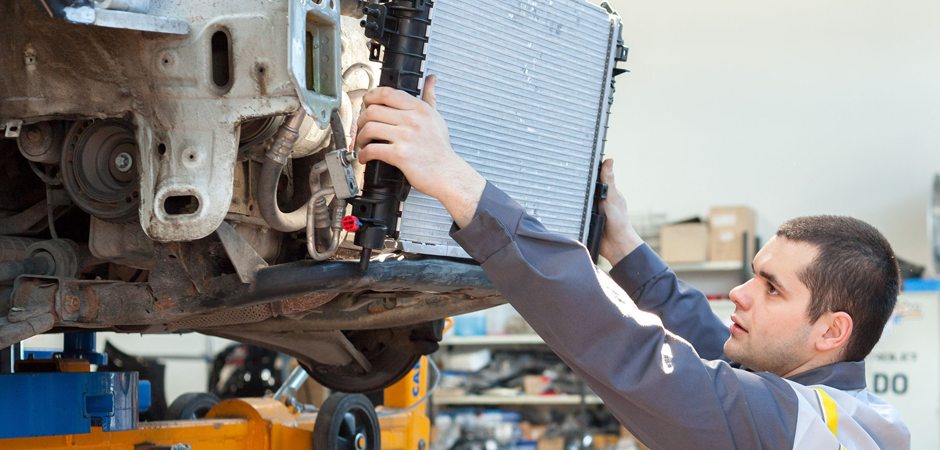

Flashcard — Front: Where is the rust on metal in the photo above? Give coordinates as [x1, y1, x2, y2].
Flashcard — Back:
[63, 294, 80, 313]
[270, 292, 339, 317]
[153, 298, 178, 312]
[80, 286, 99, 321]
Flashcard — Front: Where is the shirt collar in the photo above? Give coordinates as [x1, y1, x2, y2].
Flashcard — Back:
[786, 360, 867, 390]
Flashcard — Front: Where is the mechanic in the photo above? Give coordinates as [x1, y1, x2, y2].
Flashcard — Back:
[354, 75, 911, 449]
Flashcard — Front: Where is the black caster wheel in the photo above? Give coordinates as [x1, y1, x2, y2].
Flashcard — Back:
[165, 392, 221, 420]
[313, 393, 380, 450]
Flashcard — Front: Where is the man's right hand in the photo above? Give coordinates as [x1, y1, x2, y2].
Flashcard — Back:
[355, 75, 486, 228]
[598, 159, 643, 266]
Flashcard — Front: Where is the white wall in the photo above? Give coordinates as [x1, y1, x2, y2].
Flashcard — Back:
[603, 0, 940, 272]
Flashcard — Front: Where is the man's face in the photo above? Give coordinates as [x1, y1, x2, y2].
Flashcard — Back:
[724, 236, 820, 376]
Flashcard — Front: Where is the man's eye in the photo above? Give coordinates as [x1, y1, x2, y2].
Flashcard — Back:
[768, 285, 779, 295]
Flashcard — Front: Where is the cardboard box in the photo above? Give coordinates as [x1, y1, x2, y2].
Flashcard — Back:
[591, 434, 620, 450]
[522, 375, 550, 395]
[708, 206, 756, 262]
[659, 222, 708, 263]
[521, 423, 548, 441]
[619, 426, 649, 450]
[538, 437, 565, 450]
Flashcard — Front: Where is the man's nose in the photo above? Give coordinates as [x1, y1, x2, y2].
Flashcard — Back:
[729, 281, 753, 310]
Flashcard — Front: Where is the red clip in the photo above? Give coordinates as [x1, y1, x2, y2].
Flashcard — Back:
[342, 216, 362, 232]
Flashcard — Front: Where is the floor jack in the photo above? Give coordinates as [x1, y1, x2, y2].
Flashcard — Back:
[1, 332, 433, 450]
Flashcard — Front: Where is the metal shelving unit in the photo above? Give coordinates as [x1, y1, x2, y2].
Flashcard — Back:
[669, 232, 759, 284]
[439, 334, 545, 346]
[435, 394, 603, 406]
[669, 260, 744, 272]
[433, 334, 599, 409]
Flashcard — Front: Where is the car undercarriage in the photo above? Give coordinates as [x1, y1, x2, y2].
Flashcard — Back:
[0, 0, 623, 391]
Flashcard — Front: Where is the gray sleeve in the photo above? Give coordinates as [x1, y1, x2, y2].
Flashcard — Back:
[451, 183, 799, 450]
[608, 245, 731, 361]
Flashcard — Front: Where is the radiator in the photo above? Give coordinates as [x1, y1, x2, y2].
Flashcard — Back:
[396, 0, 624, 258]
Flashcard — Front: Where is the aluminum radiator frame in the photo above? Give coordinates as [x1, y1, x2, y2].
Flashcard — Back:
[395, 0, 625, 258]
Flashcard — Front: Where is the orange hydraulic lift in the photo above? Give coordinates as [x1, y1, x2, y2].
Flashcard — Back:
[3, 357, 433, 450]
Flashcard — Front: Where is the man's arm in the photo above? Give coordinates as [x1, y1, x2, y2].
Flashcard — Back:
[597, 160, 731, 360]
[450, 183, 798, 449]
[608, 244, 732, 361]
[356, 80, 801, 449]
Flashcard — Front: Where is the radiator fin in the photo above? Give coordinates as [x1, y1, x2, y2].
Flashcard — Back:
[399, 0, 615, 258]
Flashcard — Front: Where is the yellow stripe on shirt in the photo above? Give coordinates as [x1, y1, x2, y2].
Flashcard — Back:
[814, 388, 847, 449]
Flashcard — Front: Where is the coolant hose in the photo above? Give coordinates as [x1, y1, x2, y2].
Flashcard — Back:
[259, 111, 310, 232]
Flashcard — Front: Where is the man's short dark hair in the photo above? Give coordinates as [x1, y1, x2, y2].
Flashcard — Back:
[776, 216, 900, 362]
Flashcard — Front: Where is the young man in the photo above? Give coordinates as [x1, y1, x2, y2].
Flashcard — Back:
[354, 76, 910, 449]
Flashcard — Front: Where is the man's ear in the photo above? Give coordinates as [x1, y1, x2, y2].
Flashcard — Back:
[816, 311, 853, 353]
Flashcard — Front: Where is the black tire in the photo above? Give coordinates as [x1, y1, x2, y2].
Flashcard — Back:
[165, 392, 221, 420]
[313, 393, 380, 450]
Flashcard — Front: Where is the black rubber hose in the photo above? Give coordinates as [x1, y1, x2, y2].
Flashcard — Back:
[258, 112, 309, 232]
[0, 255, 52, 284]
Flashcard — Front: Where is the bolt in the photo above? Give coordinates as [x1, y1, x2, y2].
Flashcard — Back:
[115, 152, 133, 172]
[64, 295, 80, 313]
[344, 150, 358, 164]
[419, 439, 426, 450]
[26, 127, 41, 142]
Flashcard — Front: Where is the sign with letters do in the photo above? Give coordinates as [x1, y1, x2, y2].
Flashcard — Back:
[866, 292, 940, 450]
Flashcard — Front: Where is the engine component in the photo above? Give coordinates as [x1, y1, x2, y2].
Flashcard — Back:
[395, 0, 626, 258]
[88, 217, 154, 270]
[25, 238, 83, 278]
[298, 322, 442, 393]
[293, 92, 354, 158]
[16, 120, 67, 164]
[0, 237, 38, 263]
[307, 189, 346, 261]
[0, 255, 52, 284]
[306, 111, 358, 262]
[216, 221, 268, 284]
[0, 201, 53, 236]
[61, 119, 140, 223]
[1, 0, 350, 241]
[288, 0, 343, 129]
[29, 0, 186, 34]
[352, 0, 434, 271]
[303, 343, 419, 393]
[259, 112, 310, 232]
[0, 238, 83, 283]
[0, 237, 42, 283]
[324, 111, 359, 201]
[238, 116, 285, 153]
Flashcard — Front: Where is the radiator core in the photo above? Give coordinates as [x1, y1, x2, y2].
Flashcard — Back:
[397, 0, 622, 258]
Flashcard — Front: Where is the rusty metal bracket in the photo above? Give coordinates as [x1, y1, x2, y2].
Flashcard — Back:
[215, 221, 268, 284]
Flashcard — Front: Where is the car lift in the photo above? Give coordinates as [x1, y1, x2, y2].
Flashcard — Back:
[0, 332, 433, 450]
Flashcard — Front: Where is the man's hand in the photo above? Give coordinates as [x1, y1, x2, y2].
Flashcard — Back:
[598, 159, 643, 266]
[356, 75, 486, 228]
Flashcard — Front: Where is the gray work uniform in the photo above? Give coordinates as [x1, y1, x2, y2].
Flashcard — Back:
[450, 183, 910, 450]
